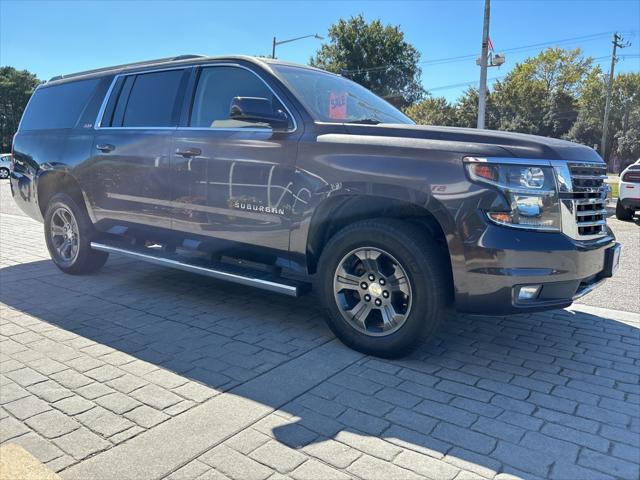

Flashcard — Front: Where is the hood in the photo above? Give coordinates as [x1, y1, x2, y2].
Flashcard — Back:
[342, 123, 604, 163]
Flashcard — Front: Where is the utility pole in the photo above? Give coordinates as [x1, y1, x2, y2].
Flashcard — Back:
[477, 0, 491, 129]
[601, 32, 629, 164]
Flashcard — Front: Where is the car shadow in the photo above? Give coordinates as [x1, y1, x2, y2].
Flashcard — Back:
[1, 257, 638, 480]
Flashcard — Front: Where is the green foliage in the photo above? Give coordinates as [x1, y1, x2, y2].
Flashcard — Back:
[0, 67, 40, 151]
[403, 96, 456, 126]
[310, 15, 425, 108]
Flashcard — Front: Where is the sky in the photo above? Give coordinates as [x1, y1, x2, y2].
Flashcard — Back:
[1, 0, 639, 102]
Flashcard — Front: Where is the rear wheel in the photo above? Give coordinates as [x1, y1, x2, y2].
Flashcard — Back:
[318, 218, 450, 358]
[616, 199, 634, 221]
[44, 193, 108, 274]
[0, 168, 9, 179]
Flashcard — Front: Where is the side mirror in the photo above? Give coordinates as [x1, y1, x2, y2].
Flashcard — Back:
[229, 97, 290, 130]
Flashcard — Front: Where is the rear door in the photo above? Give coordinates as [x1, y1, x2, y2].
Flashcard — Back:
[84, 68, 190, 231]
[171, 63, 302, 252]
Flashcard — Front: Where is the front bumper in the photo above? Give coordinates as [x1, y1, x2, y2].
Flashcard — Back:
[455, 223, 619, 315]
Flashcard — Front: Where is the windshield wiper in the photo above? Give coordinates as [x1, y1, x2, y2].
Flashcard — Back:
[343, 118, 383, 125]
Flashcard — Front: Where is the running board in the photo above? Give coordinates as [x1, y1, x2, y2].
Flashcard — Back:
[90, 241, 303, 297]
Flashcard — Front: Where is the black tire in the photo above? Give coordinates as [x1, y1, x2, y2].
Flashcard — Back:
[616, 199, 634, 221]
[0, 167, 9, 179]
[317, 218, 451, 358]
[44, 193, 108, 274]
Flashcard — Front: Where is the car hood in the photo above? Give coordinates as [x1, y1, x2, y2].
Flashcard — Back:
[341, 123, 604, 163]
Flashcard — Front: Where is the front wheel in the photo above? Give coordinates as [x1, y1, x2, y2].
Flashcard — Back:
[0, 168, 9, 179]
[616, 199, 634, 221]
[44, 193, 108, 274]
[317, 219, 451, 358]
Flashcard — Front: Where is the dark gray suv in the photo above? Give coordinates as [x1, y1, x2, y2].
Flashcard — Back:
[10, 55, 620, 357]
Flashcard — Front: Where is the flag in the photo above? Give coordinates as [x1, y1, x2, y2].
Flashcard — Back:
[488, 37, 494, 51]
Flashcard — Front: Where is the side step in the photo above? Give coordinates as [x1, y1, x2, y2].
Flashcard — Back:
[90, 241, 305, 297]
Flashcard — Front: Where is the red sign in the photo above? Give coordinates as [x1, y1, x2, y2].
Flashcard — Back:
[329, 91, 347, 119]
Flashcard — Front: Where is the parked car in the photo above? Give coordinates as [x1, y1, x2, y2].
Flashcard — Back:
[616, 159, 640, 221]
[0, 153, 11, 179]
[10, 55, 621, 357]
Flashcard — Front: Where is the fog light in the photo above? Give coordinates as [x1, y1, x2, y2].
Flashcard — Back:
[518, 285, 541, 301]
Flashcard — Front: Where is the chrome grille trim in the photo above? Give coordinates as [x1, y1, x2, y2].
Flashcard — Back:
[552, 162, 608, 239]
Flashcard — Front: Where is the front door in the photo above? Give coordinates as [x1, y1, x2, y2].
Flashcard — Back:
[171, 64, 302, 252]
[84, 68, 190, 231]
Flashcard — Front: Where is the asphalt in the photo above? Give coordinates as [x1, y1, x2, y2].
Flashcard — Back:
[1, 180, 638, 313]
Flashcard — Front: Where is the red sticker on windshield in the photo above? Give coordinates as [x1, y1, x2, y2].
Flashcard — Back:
[329, 91, 347, 119]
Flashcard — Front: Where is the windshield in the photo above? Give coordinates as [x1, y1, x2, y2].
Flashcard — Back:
[272, 65, 414, 125]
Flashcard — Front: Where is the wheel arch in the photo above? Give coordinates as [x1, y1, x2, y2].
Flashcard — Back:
[36, 170, 94, 221]
[305, 192, 458, 282]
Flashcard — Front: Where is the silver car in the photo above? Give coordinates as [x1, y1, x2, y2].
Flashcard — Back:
[0, 153, 11, 179]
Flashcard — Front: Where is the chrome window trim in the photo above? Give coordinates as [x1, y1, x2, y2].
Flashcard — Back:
[94, 63, 298, 133]
[94, 66, 189, 130]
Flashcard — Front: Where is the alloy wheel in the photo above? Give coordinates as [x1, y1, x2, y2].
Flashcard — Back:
[333, 247, 412, 337]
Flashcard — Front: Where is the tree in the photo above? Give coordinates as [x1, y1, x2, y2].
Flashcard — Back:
[490, 48, 594, 138]
[0, 67, 40, 151]
[404, 96, 456, 126]
[310, 15, 425, 108]
[454, 87, 498, 129]
[567, 72, 640, 162]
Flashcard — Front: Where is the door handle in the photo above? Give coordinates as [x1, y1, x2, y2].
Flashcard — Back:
[175, 148, 201, 158]
[96, 144, 115, 153]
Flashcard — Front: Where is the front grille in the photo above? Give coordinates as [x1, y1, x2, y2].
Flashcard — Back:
[569, 164, 608, 237]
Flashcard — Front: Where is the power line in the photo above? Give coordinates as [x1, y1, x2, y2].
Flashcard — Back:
[341, 30, 639, 75]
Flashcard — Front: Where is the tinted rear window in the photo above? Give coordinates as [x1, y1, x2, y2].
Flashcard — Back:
[20, 78, 100, 130]
[120, 70, 184, 127]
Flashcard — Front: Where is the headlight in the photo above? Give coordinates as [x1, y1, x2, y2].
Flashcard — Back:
[464, 159, 561, 231]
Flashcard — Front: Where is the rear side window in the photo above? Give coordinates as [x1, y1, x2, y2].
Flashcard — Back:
[113, 70, 184, 127]
[20, 78, 100, 130]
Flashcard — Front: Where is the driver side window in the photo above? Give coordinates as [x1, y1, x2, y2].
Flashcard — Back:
[190, 66, 288, 129]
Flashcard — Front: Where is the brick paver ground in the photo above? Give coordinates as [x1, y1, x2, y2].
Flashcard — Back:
[1, 211, 639, 480]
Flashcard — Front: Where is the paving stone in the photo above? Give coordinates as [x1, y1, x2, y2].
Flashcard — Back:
[382, 424, 451, 459]
[173, 382, 217, 402]
[541, 423, 609, 452]
[226, 428, 271, 455]
[385, 407, 438, 434]
[347, 454, 422, 480]
[3, 395, 51, 420]
[576, 404, 630, 426]
[520, 431, 580, 463]
[337, 408, 389, 435]
[76, 406, 135, 437]
[414, 399, 478, 427]
[200, 444, 273, 480]
[335, 389, 393, 416]
[94, 391, 141, 414]
[249, 440, 307, 473]
[84, 364, 124, 383]
[27, 380, 73, 403]
[53, 395, 95, 415]
[335, 430, 401, 461]
[445, 447, 501, 479]
[290, 459, 350, 480]
[493, 441, 553, 477]
[109, 425, 145, 444]
[145, 369, 189, 389]
[75, 382, 115, 400]
[9, 431, 66, 463]
[471, 417, 525, 443]
[46, 454, 77, 473]
[432, 422, 496, 455]
[0, 415, 30, 442]
[303, 438, 361, 468]
[550, 461, 616, 480]
[578, 448, 639, 479]
[25, 409, 80, 438]
[166, 460, 211, 480]
[4, 367, 47, 387]
[130, 384, 182, 410]
[0, 382, 30, 404]
[65, 356, 105, 373]
[124, 404, 170, 428]
[394, 449, 460, 480]
[53, 426, 111, 460]
[50, 370, 93, 389]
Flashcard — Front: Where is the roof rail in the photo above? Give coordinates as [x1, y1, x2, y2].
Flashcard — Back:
[48, 54, 206, 82]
